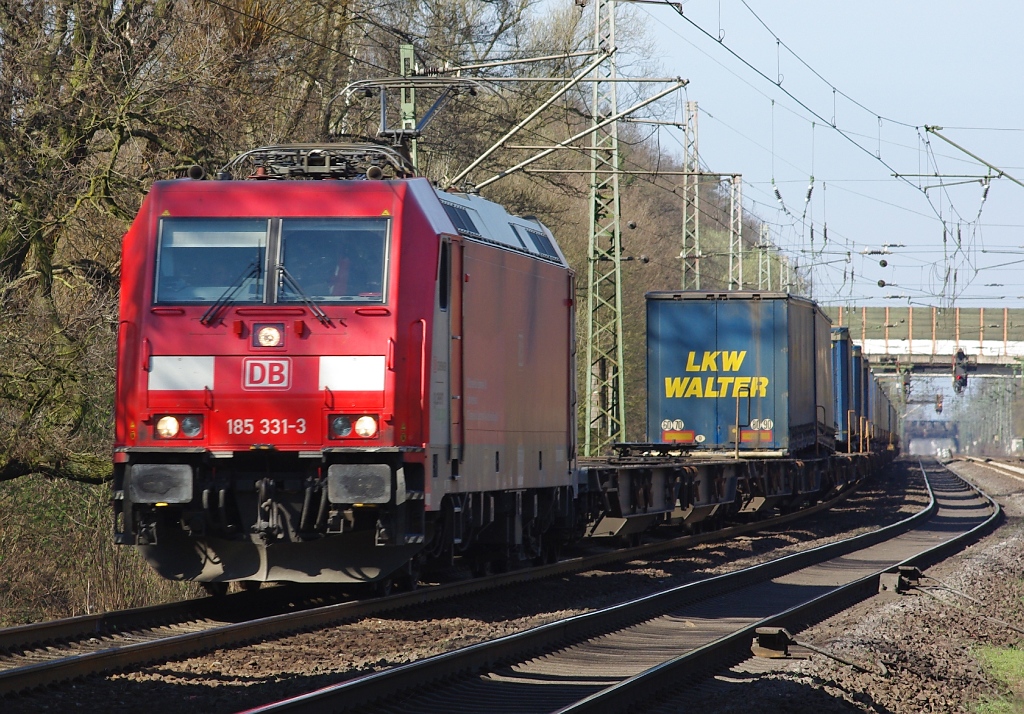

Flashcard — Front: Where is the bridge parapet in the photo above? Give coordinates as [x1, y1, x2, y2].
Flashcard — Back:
[824, 305, 1024, 372]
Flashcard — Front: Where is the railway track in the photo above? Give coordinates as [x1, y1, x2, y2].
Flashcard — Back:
[243, 459, 998, 713]
[0, 479, 858, 696]
[956, 455, 1024, 483]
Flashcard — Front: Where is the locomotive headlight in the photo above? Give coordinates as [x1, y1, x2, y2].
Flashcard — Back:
[156, 415, 180, 439]
[256, 325, 283, 347]
[180, 416, 203, 438]
[354, 415, 378, 438]
[329, 415, 352, 438]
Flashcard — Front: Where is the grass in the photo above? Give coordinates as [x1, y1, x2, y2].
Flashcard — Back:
[0, 474, 200, 626]
[974, 645, 1024, 714]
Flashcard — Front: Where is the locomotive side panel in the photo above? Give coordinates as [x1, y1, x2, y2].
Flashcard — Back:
[453, 241, 573, 494]
[115, 202, 154, 446]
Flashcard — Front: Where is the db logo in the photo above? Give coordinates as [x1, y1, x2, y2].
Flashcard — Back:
[243, 358, 291, 389]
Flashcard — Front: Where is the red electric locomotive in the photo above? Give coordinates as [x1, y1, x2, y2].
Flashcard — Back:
[113, 145, 576, 590]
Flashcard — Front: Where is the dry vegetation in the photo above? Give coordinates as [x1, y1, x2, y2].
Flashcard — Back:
[0, 475, 199, 625]
[0, 0, 792, 622]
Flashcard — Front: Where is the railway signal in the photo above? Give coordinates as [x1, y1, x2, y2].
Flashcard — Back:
[953, 349, 968, 393]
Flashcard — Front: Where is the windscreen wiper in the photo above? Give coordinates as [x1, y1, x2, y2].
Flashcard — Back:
[200, 261, 260, 326]
[277, 265, 331, 326]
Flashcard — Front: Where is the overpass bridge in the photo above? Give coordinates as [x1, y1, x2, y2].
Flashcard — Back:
[823, 305, 1024, 375]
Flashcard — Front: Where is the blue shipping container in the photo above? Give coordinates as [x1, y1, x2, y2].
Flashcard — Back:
[646, 291, 835, 455]
[851, 345, 864, 423]
[860, 355, 871, 433]
[831, 327, 853, 443]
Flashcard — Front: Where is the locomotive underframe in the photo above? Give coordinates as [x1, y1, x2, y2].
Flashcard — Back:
[113, 447, 431, 584]
[113, 446, 578, 584]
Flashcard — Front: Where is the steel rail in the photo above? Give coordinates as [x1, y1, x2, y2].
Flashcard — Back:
[240, 460, 995, 713]
[956, 455, 1024, 483]
[0, 587, 317, 655]
[0, 471, 864, 696]
[560, 460, 1002, 712]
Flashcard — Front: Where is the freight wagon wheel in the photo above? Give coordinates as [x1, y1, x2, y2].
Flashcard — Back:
[373, 577, 394, 597]
[200, 582, 229, 597]
[533, 540, 561, 566]
[619, 532, 643, 548]
[470, 556, 491, 578]
[489, 549, 511, 574]
[394, 560, 420, 592]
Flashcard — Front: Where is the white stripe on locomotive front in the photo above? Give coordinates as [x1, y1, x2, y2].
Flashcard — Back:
[318, 355, 386, 391]
[148, 356, 215, 391]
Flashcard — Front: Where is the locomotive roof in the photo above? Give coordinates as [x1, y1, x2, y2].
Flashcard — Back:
[430, 189, 567, 267]
[143, 175, 568, 269]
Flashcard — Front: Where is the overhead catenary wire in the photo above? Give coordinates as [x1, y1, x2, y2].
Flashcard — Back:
[661, 1, 977, 268]
[648, 0, 1024, 304]
[188, 1, 1008, 304]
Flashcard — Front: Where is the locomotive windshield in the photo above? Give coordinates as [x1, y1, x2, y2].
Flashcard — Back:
[153, 217, 388, 305]
[155, 218, 267, 304]
[279, 218, 387, 303]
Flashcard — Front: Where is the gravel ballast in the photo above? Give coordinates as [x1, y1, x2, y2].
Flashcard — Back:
[13, 458, 1010, 713]
[663, 458, 1024, 713]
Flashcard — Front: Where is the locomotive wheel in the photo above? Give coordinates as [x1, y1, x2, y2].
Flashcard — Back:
[200, 582, 229, 597]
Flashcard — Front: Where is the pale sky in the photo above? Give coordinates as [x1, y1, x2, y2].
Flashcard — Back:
[623, 0, 1024, 307]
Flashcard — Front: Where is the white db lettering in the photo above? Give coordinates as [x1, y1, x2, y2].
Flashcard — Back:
[243, 358, 291, 389]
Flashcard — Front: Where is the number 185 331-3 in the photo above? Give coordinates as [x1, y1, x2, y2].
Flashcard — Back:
[227, 418, 307, 435]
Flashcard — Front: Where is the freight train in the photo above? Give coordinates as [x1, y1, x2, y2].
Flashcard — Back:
[112, 143, 897, 592]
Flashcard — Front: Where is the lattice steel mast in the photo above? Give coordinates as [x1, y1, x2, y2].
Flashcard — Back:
[681, 101, 701, 289]
[584, 0, 626, 456]
[728, 175, 743, 289]
[757, 223, 773, 290]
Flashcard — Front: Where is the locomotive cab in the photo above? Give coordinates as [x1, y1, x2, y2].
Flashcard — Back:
[113, 145, 576, 587]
